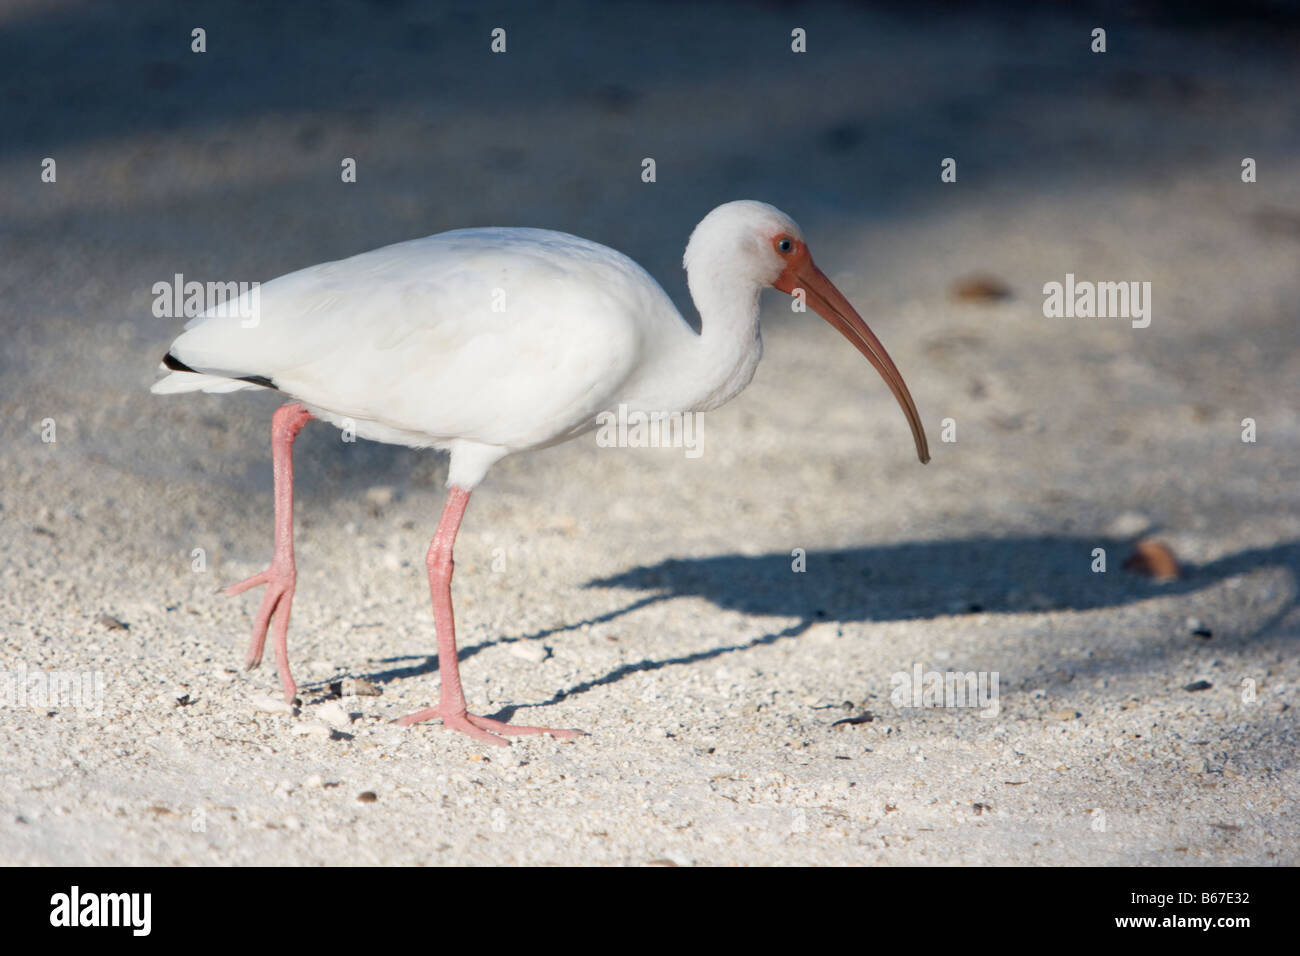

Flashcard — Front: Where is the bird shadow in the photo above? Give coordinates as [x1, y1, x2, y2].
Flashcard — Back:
[348, 534, 1299, 720]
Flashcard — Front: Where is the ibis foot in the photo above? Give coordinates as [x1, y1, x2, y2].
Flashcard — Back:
[396, 706, 584, 747]
[225, 561, 298, 703]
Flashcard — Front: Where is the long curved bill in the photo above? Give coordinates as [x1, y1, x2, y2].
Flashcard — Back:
[777, 259, 930, 464]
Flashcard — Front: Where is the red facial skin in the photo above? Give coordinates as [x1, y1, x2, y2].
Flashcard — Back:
[771, 235, 930, 464]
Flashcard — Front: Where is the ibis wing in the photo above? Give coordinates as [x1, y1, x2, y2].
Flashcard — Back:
[162, 229, 651, 448]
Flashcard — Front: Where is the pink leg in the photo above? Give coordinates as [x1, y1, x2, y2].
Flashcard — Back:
[398, 487, 583, 746]
[224, 402, 311, 703]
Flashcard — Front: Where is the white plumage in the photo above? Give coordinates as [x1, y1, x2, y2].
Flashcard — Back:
[152, 201, 928, 744]
[155, 226, 703, 485]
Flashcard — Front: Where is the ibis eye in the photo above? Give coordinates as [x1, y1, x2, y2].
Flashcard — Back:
[777, 237, 793, 254]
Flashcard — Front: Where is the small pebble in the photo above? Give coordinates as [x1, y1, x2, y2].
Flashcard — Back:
[317, 701, 352, 728]
[1184, 680, 1213, 692]
[251, 695, 295, 716]
[510, 642, 548, 663]
[1123, 539, 1181, 582]
[364, 486, 395, 508]
[831, 711, 875, 727]
[357, 791, 378, 803]
[949, 274, 1011, 303]
[1106, 511, 1152, 538]
[292, 721, 332, 740]
[333, 678, 381, 697]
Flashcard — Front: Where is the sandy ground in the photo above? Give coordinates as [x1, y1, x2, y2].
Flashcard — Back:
[1, 1, 1298, 865]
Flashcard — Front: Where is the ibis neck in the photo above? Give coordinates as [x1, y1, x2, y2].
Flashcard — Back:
[680, 267, 764, 413]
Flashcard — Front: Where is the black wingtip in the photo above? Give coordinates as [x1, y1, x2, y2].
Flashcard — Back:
[161, 352, 279, 390]
[162, 352, 197, 373]
[237, 375, 278, 390]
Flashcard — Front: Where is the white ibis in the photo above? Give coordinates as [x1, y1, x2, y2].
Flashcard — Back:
[152, 200, 929, 746]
